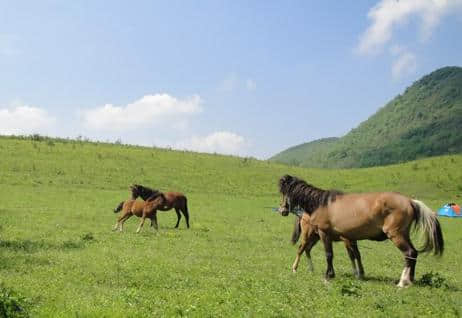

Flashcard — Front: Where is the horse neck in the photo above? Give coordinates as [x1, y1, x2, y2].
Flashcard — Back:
[137, 186, 157, 200]
[292, 187, 332, 214]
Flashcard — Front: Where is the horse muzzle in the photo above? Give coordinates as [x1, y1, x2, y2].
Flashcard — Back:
[278, 207, 290, 217]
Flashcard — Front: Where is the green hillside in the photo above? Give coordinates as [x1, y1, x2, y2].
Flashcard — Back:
[270, 66, 462, 168]
[1, 135, 462, 317]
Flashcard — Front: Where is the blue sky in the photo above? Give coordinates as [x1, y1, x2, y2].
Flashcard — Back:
[1, 0, 461, 158]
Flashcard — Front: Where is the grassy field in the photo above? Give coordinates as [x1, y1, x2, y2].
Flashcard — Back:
[1, 136, 462, 317]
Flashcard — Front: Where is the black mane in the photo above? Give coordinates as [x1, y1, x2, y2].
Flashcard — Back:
[278, 175, 343, 214]
[131, 184, 162, 201]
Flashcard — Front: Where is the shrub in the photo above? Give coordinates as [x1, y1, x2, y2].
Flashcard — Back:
[0, 284, 29, 318]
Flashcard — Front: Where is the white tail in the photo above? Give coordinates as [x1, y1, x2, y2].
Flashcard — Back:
[412, 199, 444, 255]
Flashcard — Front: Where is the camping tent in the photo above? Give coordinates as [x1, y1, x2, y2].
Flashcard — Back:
[438, 203, 462, 217]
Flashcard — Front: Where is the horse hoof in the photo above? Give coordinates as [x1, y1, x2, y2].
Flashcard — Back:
[397, 279, 412, 288]
[292, 269, 297, 273]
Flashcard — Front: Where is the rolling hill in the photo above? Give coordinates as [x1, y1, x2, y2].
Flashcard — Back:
[1, 135, 461, 316]
[270, 66, 462, 168]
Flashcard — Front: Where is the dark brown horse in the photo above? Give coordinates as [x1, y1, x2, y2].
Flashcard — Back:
[291, 213, 364, 278]
[278, 175, 444, 287]
[130, 184, 190, 230]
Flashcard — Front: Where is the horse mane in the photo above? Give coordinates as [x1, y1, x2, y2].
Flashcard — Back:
[131, 184, 162, 201]
[278, 175, 343, 214]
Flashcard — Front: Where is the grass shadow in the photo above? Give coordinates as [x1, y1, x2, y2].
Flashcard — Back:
[0, 238, 89, 253]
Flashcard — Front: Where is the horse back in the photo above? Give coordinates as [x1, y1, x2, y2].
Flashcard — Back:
[315, 192, 413, 240]
[164, 191, 186, 204]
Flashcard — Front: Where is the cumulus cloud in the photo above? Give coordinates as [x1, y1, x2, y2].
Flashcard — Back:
[81, 94, 202, 131]
[175, 131, 249, 156]
[357, 0, 462, 55]
[390, 45, 417, 79]
[0, 104, 56, 135]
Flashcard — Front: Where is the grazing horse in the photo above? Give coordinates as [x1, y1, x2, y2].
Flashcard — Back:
[290, 214, 364, 278]
[113, 195, 165, 233]
[130, 184, 190, 229]
[278, 175, 444, 287]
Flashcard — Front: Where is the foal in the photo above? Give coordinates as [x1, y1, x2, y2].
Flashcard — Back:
[113, 194, 165, 233]
[291, 213, 364, 278]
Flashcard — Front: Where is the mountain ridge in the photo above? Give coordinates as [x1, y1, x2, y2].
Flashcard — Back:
[270, 66, 462, 168]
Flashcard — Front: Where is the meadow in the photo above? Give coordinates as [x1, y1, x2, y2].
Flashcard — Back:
[1, 136, 461, 317]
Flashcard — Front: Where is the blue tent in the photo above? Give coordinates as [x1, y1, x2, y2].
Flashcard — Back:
[438, 204, 462, 217]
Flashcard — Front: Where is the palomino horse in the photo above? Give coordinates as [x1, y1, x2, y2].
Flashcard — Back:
[291, 214, 364, 278]
[113, 195, 165, 233]
[278, 175, 444, 287]
[130, 184, 190, 229]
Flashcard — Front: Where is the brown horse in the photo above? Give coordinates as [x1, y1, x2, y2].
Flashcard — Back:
[290, 214, 364, 278]
[130, 184, 190, 229]
[113, 196, 165, 233]
[278, 175, 444, 287]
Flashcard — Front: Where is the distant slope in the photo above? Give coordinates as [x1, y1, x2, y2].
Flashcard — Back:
[270, 137, 339, 166]
[270, 66, 462, 168]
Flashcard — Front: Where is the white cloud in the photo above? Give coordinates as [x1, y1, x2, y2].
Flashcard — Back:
[390, 45, 417, 79]
[175, 131, 249, 156]
[246, 79, 257, 91]
[0, 105, 56, 135]
[357, 0, 462, 55]
[81, 94, 202, 131]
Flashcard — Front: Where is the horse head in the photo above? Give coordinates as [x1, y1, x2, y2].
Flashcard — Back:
[278, 175, 296, 216]
[278, 194, 291, 216]
[131, 184, 163, 201]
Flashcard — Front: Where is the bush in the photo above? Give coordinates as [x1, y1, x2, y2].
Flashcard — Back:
[0, 284, 29, 318]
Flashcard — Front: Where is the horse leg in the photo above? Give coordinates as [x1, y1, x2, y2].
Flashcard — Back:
[303, 233, 320, 272]
[292, 229, 310, 273]
[343, 239, 358, 277]
[388, 232, 418, 287]
[136, 214, 147, 233]
[114, 212, 130, 231]
[119, 214, 133, 232]
[351, 241, 365, 279]
[181, 199, 190, 228]
[174, 208, 181, 228]
[343, 240, 365, 279]
[151, 211, 158, 230]
[319, 231, 335, 280]
[113, 211, 126, 231]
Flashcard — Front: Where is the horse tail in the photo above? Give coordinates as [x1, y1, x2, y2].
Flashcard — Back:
[411, 199, 444, 256]
[114, 201, 125, 213]
[291, 215, 302, 245]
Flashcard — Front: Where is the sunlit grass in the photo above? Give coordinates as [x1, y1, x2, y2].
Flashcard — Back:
[1, 136, 461, 317]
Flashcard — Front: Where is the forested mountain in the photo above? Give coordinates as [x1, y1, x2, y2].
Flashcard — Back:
[270, 66, 462, 168]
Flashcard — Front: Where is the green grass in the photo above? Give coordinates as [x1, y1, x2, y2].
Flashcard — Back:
[1, 136, 462, 317]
